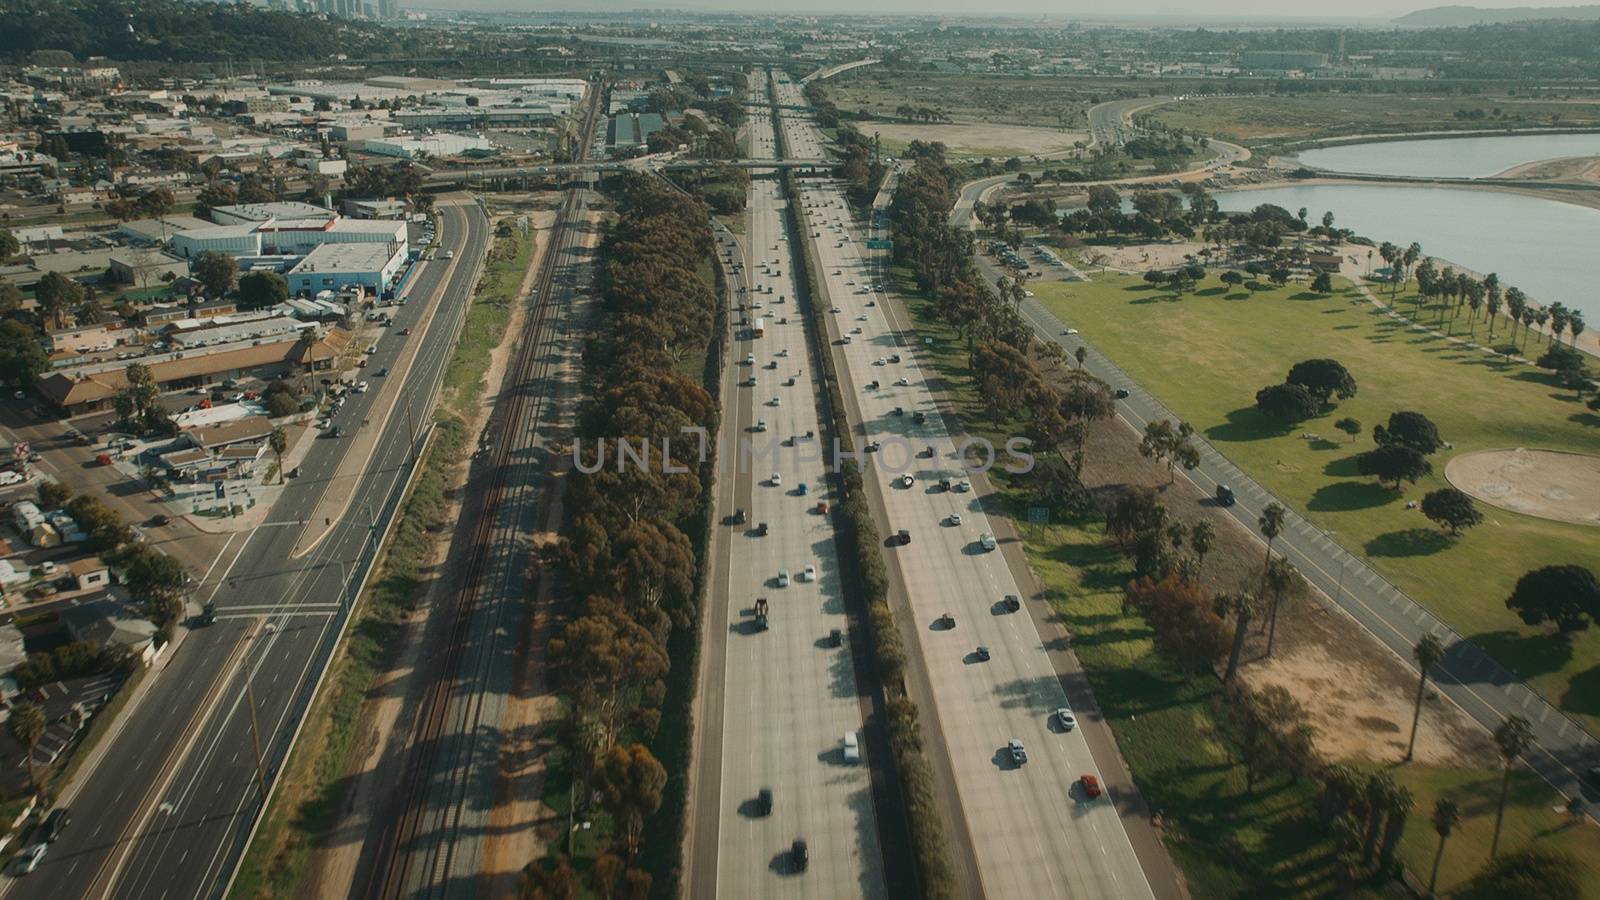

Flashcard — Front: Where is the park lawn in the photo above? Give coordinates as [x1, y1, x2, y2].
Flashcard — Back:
[1032, 274, 1600, 734]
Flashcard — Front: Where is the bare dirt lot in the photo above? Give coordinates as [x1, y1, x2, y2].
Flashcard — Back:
[1498, 154, 1600, 184]
[869, 121, 1088, 158]
[1446, 447, 1600, 527]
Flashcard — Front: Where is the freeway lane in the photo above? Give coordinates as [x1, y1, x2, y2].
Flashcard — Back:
[704, 69, 888, 900]
[5, 203, 489, 900]
[773, 73, 1156, 900]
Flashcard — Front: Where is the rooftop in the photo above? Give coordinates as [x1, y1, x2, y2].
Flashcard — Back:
[211, 201, 335, 222]
[288, 242, 400, 274]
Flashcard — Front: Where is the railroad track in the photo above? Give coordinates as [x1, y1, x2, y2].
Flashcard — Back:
[359, 81, 604, 900]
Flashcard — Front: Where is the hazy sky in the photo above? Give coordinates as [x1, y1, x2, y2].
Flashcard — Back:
[415, 0, 1597, 23]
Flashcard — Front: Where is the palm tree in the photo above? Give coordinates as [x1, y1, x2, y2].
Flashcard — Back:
[1263, 556, 1297, 658]
[1219, 590, 1259, 683]
[1379, 785, 1415, 870]
[1074, 346, 1087, 369]
[8, 701, 46, 798]
[1406, 634, 1445, 761]
[1490, 715, 1534, 857]
[1571, 311, 1587, 347]
[1505, 287, 1527, 345]
[269, 426, 288, 484]
[1258, 502, 1286, 589]
[1191, 519, 1216, 581]
[1428, 797, 1460, 896]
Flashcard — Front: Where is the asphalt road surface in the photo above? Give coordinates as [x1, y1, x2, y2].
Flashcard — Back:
[773, 75, 1156, 900]
[1, 203, 489, 900]
[695, 68, 889, 900]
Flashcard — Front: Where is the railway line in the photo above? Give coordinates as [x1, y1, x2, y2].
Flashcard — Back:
[358, 82, 603, 900]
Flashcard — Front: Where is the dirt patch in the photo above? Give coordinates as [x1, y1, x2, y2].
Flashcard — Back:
[1497, 154, 1600, 184]
[1069, 378, 1495, 769]
[870, 121, 1088, 157]
[1446, 448, 1600, 527]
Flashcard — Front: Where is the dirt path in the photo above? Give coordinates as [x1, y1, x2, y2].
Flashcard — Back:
[301, 204, 559, 898]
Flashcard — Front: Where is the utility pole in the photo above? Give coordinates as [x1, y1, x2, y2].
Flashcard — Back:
[246, 680, 268, 805]
[405, 394, 418, 466]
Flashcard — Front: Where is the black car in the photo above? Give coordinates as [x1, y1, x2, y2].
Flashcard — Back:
[375, 367, 389, 377]
[1114, 388, 1130, 399]
[756, 788, 773, 816]
[897, 528, 911, 545]
[791, 838, 808, 871]
[1002, 594, 1021, 612]
[41, 808, 69, 843]
[733, 508, 747, 525]
[1216, 485, 1236, 507]
[912, 412, 926, 425]
[148, 514, 170, 527]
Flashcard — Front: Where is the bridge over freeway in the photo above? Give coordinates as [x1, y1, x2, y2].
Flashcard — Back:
[422, 156, 832, 186]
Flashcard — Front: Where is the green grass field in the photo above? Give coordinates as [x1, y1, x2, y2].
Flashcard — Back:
[1144, 95, 1600, 147]
[901, 266, 1600, 897]
[1032, 273, 1600, 734]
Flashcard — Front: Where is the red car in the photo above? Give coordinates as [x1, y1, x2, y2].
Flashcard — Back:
[1080, 774, 1102, 799]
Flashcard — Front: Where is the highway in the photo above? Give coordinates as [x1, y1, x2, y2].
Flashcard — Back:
[772, 73, 1157, 900]
[689, 68, 888, 900]
[3, 202, 489, 900]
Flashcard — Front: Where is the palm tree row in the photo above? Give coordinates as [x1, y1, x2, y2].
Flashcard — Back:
[1404, 254, 1586, 348]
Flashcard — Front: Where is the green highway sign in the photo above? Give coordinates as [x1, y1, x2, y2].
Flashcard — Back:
[866, 239, 893, 250]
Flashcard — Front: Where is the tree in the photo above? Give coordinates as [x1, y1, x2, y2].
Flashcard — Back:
[1262, 556, 1298, 658]
[35, 271, 85, 328]
[8, 700, 45, 797]
[594, 743, 667, 858]
[1104, 487, 1166, 550]
[1421, 488, 1482, 535]
[116, 545, 189, 626]
[1258, 501, 1286, 583]
[1428, 796, 1461, 896]
[192, 250, 238, 297]
[1460, 847, 1581, 900]
[0, 320, 49, 387]
[1220, 270, 1244, 287]
[1190, 519, 1216, 581]
[1124, 573, 1229, 677]
[1374, 410, 1443, 455]
[1218, 590, 1260, 683]
[269, 426, 288, 484]
[1505, 564, 1600, 636]
[519, 855, 579, 900]
[38, 480, 72, 510]
[1334, 417, 1362, 442]
[1254, 382, 1321, 424]
[1379, 784, 1415, 870]
[1138, 419, 1200, 483]
[1407, 634, 1445, 762]
[1357, 445, 1432, 490]
[1311, 271, 1333, 293]
[237, 270, 288, 310]
[1489, 715, 1534, 857]
[1286, 358, 1358, 405]
[0, 227, 18, 259]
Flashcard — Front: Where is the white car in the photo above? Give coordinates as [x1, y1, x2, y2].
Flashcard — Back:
[1057, 707, 1077, 731]
[980, 532, 998, 551]
[777, 348, 790, 357]
[842, 731, 861, 763]
[856, 314, 868, 321]
[947, 513, 962, 526]
[18, 841, 46, 874]
[769, 396, 781, 407]
[0, 470, 24, 487]
[745, 353, 755, 366]
[897, 376, 910, 386]
[770, 472, 782, 487]
[955, 479, 972, 493]
[754, 420, 767, 432]
[777, 568, 791, 588]
[355, 381, 370, 393]
[801, 564, 817, 582]
[1065, 327, 1080, 335]
[899, 474, 915, 488]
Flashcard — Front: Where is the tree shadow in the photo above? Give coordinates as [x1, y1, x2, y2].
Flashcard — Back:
[1365, 527, 1452, 557]
[1466, 629, 1574, 680]
[1322, 454, 1363, 477]
[1306, 481, 1395, 512]
[1204, 406, 1293, 443]
[1195, 286, 1226, 297]
[1561, 664, 1600, 717]
[1569, 413, 1600, 428]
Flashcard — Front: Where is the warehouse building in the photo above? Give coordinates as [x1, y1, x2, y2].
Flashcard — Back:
[286, 242, 407, 296]
[1239, 51, 1328, 71]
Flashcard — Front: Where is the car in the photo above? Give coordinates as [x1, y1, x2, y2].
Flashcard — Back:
[955, 479, 971, 493]
[777, 348, 789, 357]
[856, 314, 868, 321]
[746, 376, 758, 387]
[897, 376, 910, 386]
[841, 335, 852, 345]
[797, 481, 808, 495]
[891, 406, 903, 416]
[770, 472, 782, 487]
[753, 420, 767, 432]
[975, 645, 991, 661]
[1114, 388, 1130, 399]
[769, 396, 781, 407]
[1008, 739, 1028, 765]
[756, 788, 773, 816]
[801, 564, 816, 582]
[148, 514, 170, 527]
[40, 808, 70, 843]
[979, 532, 998, 551]
[1216, 484, 1236, 506]
[1064, 327, 1080, 335]
[1057, 708, 1077, 731]
[745, 353, 755, 366]
[0, 471, 24, 487]
[400, 327, 411, 336]
[1080, 774, 1102, 798]
[1003, 594, 1021, 611]
[777, 568, 791, 587]
[355, 381, 370, 393]
[947, 513, 962, 526]
[865, 440, 881, 452]
[791, 838, 809, 871]
[842, 731, 861, 763]
[18, 842, 46, 874]
[375, 367, 389, 377]
[898, 474, 914, 488]
[755, 522, 769, 537]
[733, 508, 747, 525]
[326, 425, 342, 439]
[938, 612, 955, 628]
[897, 528, 911, 545]
[912, 411, 927, 425]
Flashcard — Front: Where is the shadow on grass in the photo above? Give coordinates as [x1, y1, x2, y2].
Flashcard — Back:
[1465, 629, 1575, 680]
[1322, 454, 1363, 477]
[1306, 481, 1396, 512]
[1196, 286, 1226, 297]
[1205, 406, 1295, 443]
[1569, 412, 1600, 428]
[1365, 527, 1453, 557]
[1561, 664, 1600, 717]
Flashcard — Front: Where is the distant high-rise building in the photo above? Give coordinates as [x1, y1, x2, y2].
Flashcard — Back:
[377, 0, 398, 19]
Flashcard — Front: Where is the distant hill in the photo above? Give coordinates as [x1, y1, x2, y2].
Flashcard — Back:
[1395, 4, 1600, 26]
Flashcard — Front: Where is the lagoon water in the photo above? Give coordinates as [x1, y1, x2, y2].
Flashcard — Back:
[1293, 133, 1600, 179]
[1212, 184, 1600, 320]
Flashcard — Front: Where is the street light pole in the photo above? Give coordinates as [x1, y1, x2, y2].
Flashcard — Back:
[246, 680, 267, 804]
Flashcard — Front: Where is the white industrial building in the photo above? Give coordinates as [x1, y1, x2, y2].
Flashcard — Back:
[209, 201, 338, 226]
[171, 215, 406, 260]
[364, 133, 494, 160]
[286, 242, 406, 296]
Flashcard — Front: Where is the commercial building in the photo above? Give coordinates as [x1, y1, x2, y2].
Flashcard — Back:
[364, 133, 494, 159]
[1239, 51, 1329, 71]
[608, 112, 668, 151]
[209, 201, 338, 226]
[108, 249, 189, 288]
[286, 241, 406, 296]
[170, 215, 406, 260]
